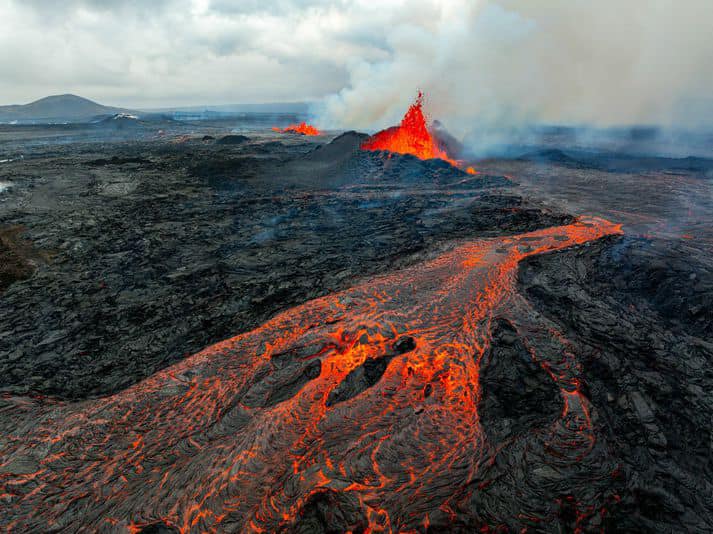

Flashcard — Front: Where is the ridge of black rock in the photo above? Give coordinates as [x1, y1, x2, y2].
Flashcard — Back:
[326, 336, 416, 407]
[478, 318, 563, 443]
[517, 147, 713, 175]
[518, 148, 579, 165]
[517, 235, 713, 532]
[279, 489, 367, 534]
[137, 522, 179, 534]
[216, 134, 251, 145]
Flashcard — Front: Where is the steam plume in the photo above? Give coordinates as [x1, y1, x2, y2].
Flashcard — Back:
[320, 0, 713, 146]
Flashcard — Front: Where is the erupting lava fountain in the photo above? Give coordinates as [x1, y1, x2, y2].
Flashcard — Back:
[361, 92, 477, 174]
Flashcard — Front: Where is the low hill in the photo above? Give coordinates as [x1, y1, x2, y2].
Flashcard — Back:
[0, 94, 134, 123]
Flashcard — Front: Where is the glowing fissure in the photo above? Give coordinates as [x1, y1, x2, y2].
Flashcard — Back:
[272, 122, 321, 136]
[0, 217, 622, 532]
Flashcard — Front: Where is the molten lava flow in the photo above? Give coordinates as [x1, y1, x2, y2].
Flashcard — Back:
[361, 92, 467, 170]
[0, 218, 622, 532]
[272, 122, 321, 136]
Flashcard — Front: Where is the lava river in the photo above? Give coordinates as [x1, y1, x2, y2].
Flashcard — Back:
[0, 217, 622, 533]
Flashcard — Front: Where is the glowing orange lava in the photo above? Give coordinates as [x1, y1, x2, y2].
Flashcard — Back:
[0, 217, 622, 532]
[272, 122, 321, 136]
[361, 92, 468, 171]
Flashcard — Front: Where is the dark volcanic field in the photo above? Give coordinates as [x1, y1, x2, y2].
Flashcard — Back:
[0, 127, 567, 399]
[1, 120, 713, 532]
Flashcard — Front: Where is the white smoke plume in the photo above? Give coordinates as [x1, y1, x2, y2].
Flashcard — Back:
[320, 0, 713, 145]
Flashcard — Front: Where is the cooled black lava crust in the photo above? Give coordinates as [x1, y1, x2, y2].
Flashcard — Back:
[519, 235, 713, 532]
[0, 132, 569, 399]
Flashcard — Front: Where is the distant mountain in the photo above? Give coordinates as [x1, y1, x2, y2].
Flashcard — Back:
[0, 94, 135, 123]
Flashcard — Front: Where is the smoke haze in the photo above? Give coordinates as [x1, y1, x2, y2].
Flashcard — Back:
[321, 0, 713, 139]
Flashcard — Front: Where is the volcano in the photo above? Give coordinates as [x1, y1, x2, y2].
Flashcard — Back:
[361, 92, 464, 169]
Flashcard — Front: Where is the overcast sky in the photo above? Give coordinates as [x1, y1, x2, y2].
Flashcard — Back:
[0, 0, 394, 108]
[1, 0, 712, 129]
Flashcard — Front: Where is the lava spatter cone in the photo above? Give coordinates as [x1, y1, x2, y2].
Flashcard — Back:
[361, 92, 472, 172]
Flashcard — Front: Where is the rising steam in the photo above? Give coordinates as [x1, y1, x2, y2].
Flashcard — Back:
[320, 0, 713, 147]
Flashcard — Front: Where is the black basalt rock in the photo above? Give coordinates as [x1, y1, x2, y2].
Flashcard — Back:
[478, 318, 563, 442]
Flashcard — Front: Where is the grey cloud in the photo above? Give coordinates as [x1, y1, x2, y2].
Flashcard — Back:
[0, 0, 356, 107]
[0, 0, 711, 133]
[16, 0, 184, 14]
[208, 0, 342, 15]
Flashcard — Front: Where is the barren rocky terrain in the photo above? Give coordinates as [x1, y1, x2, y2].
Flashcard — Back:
[1, 119, 712, 532]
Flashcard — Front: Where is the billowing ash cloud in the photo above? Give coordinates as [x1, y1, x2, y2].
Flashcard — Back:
[321, 0, 713, 135]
